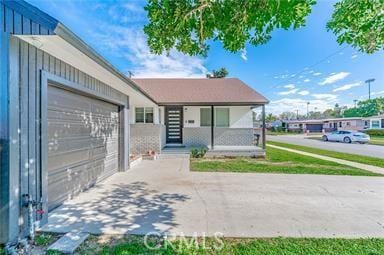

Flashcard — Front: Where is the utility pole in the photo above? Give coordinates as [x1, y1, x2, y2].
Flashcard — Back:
[353, 99, 358, 108]
[365, 78, 375, 100]
[306, 102, 310, 119]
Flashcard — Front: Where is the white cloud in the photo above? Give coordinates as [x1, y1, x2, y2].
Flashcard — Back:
[351, 54, 358, 59]
[278, 88, 299, 95]
[240, 49, 247, 61]
[303, 78, 311, 83]
[332, 82, 361, 92]
[298, 90, 310, 96]
[313, 72, 322, 76]
[267, 97, 338, 115]
[318, 72, 350, 85]
[284, 84, 296, 89]
[94, 25, 207, 77]
[312, 94, 338, 100]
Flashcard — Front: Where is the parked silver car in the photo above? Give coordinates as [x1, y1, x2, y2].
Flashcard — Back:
[322, 130, 370, 144]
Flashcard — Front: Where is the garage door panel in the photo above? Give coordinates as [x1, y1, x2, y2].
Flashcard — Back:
[48, 121, 92, 139]
[47, 85, 120, 211]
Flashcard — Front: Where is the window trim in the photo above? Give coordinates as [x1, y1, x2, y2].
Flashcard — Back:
[135, 107, 154, 124]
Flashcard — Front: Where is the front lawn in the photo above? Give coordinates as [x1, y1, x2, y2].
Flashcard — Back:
[268, 140, 384, 168]
[370, 136, 384, 146]
[75, 235, 384, 255]
[190, 146, 381, 176]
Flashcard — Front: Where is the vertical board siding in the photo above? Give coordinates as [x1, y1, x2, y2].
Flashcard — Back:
[19, 41, 29, 236]
[1, 2, 128, 242]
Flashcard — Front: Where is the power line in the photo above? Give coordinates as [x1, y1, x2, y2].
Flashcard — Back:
[271, 45, 349, 89]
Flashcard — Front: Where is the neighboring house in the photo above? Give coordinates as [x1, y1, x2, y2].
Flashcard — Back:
[322, 117, 365, 132]
[284, 120, 324, 132]
[283, 116, 381, 133]
[0, 0, 268, 245]
[363, 114, 384, 129]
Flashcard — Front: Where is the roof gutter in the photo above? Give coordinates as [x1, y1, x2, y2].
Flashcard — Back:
[53, 23, 158, 104]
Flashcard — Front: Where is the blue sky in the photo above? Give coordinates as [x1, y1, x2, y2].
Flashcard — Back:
[28, 0, 384, 115]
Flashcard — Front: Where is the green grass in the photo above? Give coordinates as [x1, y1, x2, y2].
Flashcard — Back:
[76, 236, 384, 255]
[35, 233, 54, 246]
[190, 146, 381, 176]
[268, 140, 384, 168]
[370, 136, 384, 146]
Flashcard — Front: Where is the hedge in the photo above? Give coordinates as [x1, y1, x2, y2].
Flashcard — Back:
[365, 129, 384, 136]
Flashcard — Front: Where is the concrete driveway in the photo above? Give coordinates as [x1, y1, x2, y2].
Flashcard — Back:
[268, 135, 384, 158]
[41, 157, 384, 238]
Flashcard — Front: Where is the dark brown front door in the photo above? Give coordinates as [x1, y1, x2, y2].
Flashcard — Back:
[165, 106, 183, 144]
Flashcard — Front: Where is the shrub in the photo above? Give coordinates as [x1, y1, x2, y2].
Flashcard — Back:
[190, 147, 207, 158]
[365, 129, 384, 136]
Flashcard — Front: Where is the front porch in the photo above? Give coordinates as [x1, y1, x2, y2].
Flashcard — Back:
[161, 145, 265, 158]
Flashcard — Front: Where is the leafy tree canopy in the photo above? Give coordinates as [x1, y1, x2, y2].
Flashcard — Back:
[144, 0, 315, 56]
[207, 67, 229, 78]
[327, 0, 384, 54]
[144, 0, 384, 56]
[343, 97, 384, 117]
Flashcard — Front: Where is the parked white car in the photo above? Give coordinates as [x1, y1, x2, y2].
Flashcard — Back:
[322, 130, 370, 144]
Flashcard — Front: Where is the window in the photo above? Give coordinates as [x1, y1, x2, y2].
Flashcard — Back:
[135, 107, 154, 123]
[215, 108, 229, 127]
[372, 120, 380, 129]
[200, 108, 211, 127]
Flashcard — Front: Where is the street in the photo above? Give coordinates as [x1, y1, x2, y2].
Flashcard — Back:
[268, 135, 384, 158]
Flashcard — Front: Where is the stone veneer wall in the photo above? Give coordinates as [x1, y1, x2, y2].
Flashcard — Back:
[130, 124, 165, 155]
[183, 127, 211, 147]
[214, 128, 254, 146]
[183, 127, 255, 147]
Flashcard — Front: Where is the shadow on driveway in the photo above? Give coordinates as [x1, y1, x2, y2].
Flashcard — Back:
[41, 181, 189, 235]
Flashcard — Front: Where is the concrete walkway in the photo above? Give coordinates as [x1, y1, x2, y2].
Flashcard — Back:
[41, 157, 384, 238]
[267, 144, 384, 175]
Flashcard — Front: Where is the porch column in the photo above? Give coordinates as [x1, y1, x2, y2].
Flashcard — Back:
[262, 105, 266, 150]
[211, 105, 214, 150]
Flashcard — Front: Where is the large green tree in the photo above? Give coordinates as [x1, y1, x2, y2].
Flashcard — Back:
[327, 0, 384, 54]
[144, 0, 315, 56]
[343, 97, 384, 117]
[144, 0, 384, 56]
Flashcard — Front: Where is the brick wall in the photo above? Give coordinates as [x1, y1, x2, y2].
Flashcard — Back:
[130, 124, 164, 155]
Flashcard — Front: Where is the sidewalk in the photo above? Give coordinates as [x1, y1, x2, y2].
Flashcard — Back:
[267, 144, 384, 175]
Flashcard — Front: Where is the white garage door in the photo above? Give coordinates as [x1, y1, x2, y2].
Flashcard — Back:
[47, 85, 120, 211]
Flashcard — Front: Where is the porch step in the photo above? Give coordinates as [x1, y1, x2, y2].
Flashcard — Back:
[48, 231, 89, 254]
[164, 144, 186, 148]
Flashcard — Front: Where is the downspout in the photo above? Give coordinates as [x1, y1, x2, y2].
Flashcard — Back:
[211, 105, 214, 150]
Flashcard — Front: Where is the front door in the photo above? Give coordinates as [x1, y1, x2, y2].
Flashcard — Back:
[165, 106, 183, 144]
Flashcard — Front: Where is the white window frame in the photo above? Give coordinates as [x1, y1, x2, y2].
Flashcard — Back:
[135, 107, 154, 124]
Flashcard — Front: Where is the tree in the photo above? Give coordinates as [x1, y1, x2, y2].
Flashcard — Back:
[144, 0, 384, 56]
[343, 97, 384, 117]
[144, 0, 315, 56]
[327, 0, 384, 54]
[206, 67, 229, 78]
[266, 113, 278, 123]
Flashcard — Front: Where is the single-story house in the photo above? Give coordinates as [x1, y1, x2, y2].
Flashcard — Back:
[283, 116, 383, 133]
[0, 0, 268, 246]
[363, 114, 384, 129]
[322, 117, 366, 132]
[284, 119, 324, 132]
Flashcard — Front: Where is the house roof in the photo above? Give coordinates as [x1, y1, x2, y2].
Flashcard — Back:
[131, 78, 269, 105]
